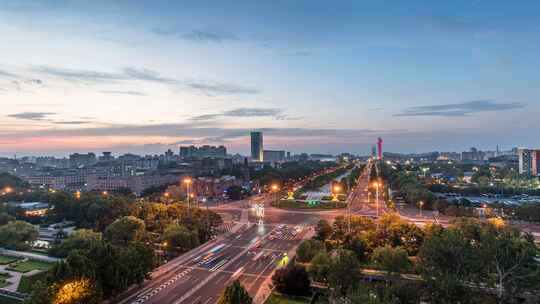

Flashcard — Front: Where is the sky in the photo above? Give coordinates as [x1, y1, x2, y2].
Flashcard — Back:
[0, 0, 539, 157]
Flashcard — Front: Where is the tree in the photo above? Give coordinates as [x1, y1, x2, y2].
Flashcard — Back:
[217, 280, 252, 304]
[225, 185, 244, 200]
[53, 278, 101, 304]
[161, 224, 199, 252]
[296, 239, 325, 263]
[344, 236, 368, 262]
[315, 219, 332, 241]
[24, 280, 54, 304]
[327, 249, 360, 296]
[104, 216, 145, 245]
[478, 224, 540, 302]
[53, 240, 155, 299]
[372, 245, 410, 275]
[418, 228, 476, 303]
[49, 229, 102, 258]
[308, 251, 331, 282]
[0, 213, 14, 226]
[272, 264, 311, 296]
[0, 172, 27, 189]
[0, 220, 38, 250]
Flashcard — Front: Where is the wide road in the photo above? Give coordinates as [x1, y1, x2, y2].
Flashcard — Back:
[118, 164, 364, 304]
[118, 186, 331, 304]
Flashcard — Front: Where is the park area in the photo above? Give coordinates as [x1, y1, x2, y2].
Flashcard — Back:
[0, 254, 54, 296]
[6, 259, 53, 273]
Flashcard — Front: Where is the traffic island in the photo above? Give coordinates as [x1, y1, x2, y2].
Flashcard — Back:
[271, 200, 347, 210]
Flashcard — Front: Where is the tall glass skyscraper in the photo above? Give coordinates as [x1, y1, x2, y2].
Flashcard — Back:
[250, 132, 263, 162]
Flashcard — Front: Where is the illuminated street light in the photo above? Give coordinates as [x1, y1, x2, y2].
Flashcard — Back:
[271, 184, 280, 207]
[75, 191, 81, 200]
[4, 187, 12, 194]
[372, 182, 381, 217]
[418, 201, 424, 217]
[102, 191, 108, 196]
[183, 177, 193, 210]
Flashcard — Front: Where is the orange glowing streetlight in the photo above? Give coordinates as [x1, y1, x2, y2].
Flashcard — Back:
[183, 177, 193, 209]
[271, 184, 280, 207]
[102, 191, 108, 197]
[75, 191, 81, 200]
[4, 187, 13, 194]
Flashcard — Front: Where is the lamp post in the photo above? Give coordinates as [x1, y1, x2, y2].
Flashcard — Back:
[183, 178, 192, 209]
[373, 182, 381, 217]
[419, 201, 424, 218]
[164, 192, 170, 204]
[271, 184, 279, 207]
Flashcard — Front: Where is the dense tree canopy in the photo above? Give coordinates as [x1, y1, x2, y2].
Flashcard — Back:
[218, 280, 252, 304]
[0, 220, 38, 250]
[104, 216, 146, 245]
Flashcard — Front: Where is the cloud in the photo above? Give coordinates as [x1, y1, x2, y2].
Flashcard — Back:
[99, 90, 147, 96]
[32, 66, 127, 83]
[190, 107, 287, 121]
[182, 29, 238, 43]
[184, 81, 259, 95]
[153, 27, 238, 43]
[394, 100, 526, 117]
[52, 121, 93, 125]
[0, 69, 19, 78]
[31, 65, 259, 96]
[7, 112, 56, 121]
[122, 67, 177, 84]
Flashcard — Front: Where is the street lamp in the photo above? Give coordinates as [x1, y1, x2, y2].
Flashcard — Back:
[332, 184, 341, 202]
[102, 191, 108, 197]
[163, 192, 170, 204]
[271, 184, 279, 207]
[372, 182, 381, 217]
[183, 178, 192, 209]
[75, 191, 81, 200]
[418, 201, 424, 217]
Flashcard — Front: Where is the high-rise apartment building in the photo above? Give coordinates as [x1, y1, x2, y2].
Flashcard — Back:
[251, 132, 263, 162]
[263, 150, 285, 163]
[518, 148, 540, 176]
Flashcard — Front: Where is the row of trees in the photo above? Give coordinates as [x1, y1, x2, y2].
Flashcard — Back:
[251, 161, 337, 187]
[379, 163, 437, 209]
[288, 214, 540, 303]
[302, 166, 350, 191]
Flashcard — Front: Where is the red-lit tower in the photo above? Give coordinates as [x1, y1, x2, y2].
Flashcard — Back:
[377, 137, 383, 160]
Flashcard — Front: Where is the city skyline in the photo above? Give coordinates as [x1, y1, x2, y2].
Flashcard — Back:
[2, 1, 540, 156]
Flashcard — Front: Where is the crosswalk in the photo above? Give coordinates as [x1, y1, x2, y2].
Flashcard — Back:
[216, 222, 236, 233]
[130, 263, 201, 304]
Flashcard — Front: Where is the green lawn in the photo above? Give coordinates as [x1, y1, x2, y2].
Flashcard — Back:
[265, 294, 311, 304]
[6, 260, 53, 273]
[17, 271, 49, 294]
[0, 256, 19, 266]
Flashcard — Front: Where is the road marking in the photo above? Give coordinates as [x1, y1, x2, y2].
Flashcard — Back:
[202, 297, 213, 304]
[172, 229, 276, 304]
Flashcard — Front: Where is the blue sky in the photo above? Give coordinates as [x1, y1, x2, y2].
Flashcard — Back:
[0, 0, 539, 156]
